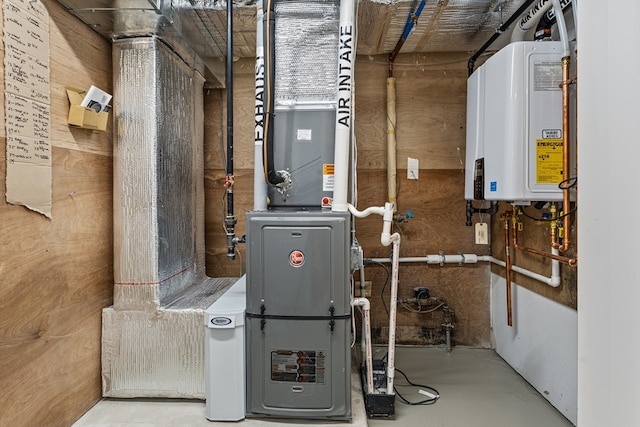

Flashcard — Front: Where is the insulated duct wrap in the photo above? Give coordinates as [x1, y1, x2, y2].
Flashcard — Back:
[193, 62, 207, 279]
[113, 38, 203, 308]
[274, 0, 339, 103]
[103, 277, 240, 398]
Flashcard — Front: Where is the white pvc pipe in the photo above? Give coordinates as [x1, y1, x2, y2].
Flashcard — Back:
[348, 205, 385, 218]
[370, 254, 479, 264]
[253, 4, 268, 211]
[370, 252, 561, 288]
[552, 0, 571, 57]
[332, 0, 355, 212]
[352, 297, 373, 394]
[385, 236, 400, 395]
[478, 254, 561, 288]
[550, 248, 561, 287]
[570, 0, 577, 45]
[347, 202, 400, 395]
[511, 0, 553, 42]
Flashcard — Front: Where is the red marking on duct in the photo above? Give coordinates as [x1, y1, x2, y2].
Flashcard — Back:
[115, 265, 193, 285]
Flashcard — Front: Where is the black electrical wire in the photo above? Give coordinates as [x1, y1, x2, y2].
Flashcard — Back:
[558, 176, 578, 190]
[394, 367, 440, 406]
[262, 0, 284, 187]
[374, 354, 441, 406]
[468, 0, 538, 76]
[520, 205, 577, 222]
[364, 259, 391, 317]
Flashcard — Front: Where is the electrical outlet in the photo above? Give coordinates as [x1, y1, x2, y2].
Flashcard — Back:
[354, 281, 372, 297]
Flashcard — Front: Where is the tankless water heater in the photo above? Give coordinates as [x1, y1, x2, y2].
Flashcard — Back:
[465, 41, 572, 202]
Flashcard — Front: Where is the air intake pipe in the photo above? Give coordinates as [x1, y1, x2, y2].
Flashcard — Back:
[510, 0, 553, 42]
[534, 0, 573, 41]
[332, 0, 356, 212]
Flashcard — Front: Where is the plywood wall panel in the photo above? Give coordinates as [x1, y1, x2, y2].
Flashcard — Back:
[44, 2, 113, 156]
[1, 2, 113, 426]
[0, 145, 113, 427]
[204, 167, 252, 278]
[204, 52, 491, 347]
[354, 169, 491, 347]
[355, 54, 469, 171]
[204, 59, 255, 171]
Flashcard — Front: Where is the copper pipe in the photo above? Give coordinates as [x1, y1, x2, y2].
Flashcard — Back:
[504, 217, 513, 327]
[554, 56, 572, 252]
[513, 210, 577, 266]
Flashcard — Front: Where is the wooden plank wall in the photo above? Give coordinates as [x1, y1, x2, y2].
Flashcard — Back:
[0, 2, 113, 426]
[205, 53, 493, 347]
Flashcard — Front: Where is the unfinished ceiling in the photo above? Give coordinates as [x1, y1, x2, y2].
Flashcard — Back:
[57, 0, 530, 83]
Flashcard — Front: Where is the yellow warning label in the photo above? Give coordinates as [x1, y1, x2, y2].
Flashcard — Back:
[323, 164, 334, 175]
[536, 139, 563, 184]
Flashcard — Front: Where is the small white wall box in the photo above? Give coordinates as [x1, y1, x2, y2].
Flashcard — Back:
[204, 275, 246, 421]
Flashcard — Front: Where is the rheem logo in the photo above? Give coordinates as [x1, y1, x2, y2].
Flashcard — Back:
[289, 250, 305, 267]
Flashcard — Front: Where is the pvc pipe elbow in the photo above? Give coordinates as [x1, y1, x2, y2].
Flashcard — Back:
[352, 297, 370, 310]
[381, 232, 400, 247]
[383, 202, 395, 222]
[347, 203, 385, 218]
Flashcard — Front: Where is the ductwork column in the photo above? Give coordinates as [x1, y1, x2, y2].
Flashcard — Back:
[112, 37, 206, 310]
[102, 37, 214, 399]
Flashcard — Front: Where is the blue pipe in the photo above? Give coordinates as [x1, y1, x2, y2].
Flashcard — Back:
[389, 0, 427, 76]
[401, 0, 427, 41]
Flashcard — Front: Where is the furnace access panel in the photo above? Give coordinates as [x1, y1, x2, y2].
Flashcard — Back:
[245, 211, 351, 420]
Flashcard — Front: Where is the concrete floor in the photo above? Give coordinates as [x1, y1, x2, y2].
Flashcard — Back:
[73, 347, 573, 427]
[368, 347, 574, 427]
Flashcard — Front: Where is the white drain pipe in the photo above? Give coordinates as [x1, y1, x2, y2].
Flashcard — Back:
[349, 202, 400, 395]
[351, 297, 373, 394]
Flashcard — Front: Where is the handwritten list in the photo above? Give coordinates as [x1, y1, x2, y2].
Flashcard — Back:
[3, 0, 51, 218]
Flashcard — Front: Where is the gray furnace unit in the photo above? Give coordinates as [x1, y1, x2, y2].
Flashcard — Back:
[245, 211, 351, 419]
[244, 0, 351, 420]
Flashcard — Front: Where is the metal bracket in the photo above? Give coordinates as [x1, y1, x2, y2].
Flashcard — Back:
[329, 306, 335, 332]
[493, 2, 507, 27]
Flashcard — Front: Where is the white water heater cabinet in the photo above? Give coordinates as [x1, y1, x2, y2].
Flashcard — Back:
[465, 41, 571, 203]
